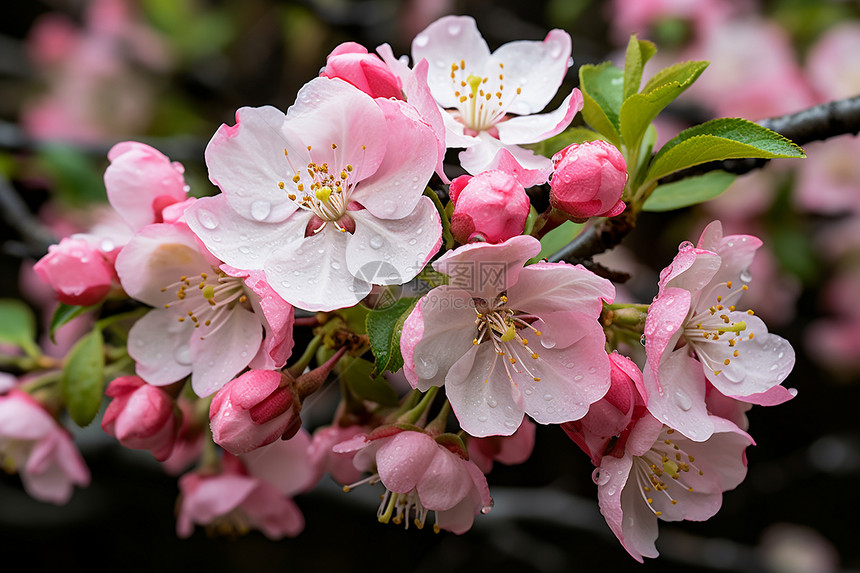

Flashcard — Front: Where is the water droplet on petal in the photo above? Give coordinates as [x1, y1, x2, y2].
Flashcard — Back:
[478, 414, 488, 423]
[541, 333, 556, 349]
[416, 355, 437, 379]
[370, 235, 384, 249]
[678, 241, 694, 252]
[640, 334, 647, 347]
[408, 238, 417, 246]
[547, 41, 562, 58]
[592, 468, 611, 486]
[416, 227, 423, 235]
[280, 281, 291, 288]
[174, 345, 192, 365]
[331, 261, 341, 270]
[524, 388, 533, 396]
[250, 200, 271, 221]
[197, 208, 218, 230]
[487, 397, 498, 408]
[381, 199, 397, 216]
[504, 420, 517, 429]
[100, 239, 115, 252]
[674, 389, 693, 411]
[238, 246, 251, 255]
[740, 269, 753, 283]
[448, 23, 461, 35]
[543, 393, 553, 401]
[480, 499, 494, 514]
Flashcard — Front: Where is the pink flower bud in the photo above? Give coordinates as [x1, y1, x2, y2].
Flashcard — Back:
[561, 352, 646, 466]
[549, 140, 627, 220]
[209, 370, 301, 456]
[33, 236, 114, 306]
[102, 375, 179, 461]
[320, 42, 402, 99]
[449, 170, 530, 244]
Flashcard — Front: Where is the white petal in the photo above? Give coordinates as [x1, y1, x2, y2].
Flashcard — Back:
[189, 306, 262, 397]
[458, 133, 552, 176]
[496, 89, 582, 145]
[346, 199, 442, 286]
[128, 310, 193, 385]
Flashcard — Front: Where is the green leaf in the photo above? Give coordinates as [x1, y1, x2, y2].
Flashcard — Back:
[646, 118, 806, 183]
[536, 221, 584, 261]
[38, 144, 106, 206]
[530, 127, 607, 158]
[366, 297, 417, 376]
[642, 60, 709, 94]
[50, 303, 100, 344]
[623, 35, 657, 100]
[643, 171, 737, 211]
[579, 63, 624, 144]
[61, 329, 105, 427]
[620, 61, 707, 153]
[338, 355, 399, 406]
[0, 299, 40, 358]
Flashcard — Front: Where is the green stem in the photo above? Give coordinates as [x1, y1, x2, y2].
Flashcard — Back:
[96, 307, 147, 331]
[397, 386, 439, 426]
[605, 303, 650, 312]
[424, 187, 454, 250]
[288, 334, 323, 377]
[425, 399, 451, 436]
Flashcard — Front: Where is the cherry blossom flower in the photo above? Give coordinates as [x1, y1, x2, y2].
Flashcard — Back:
[334, 428, 491, 534]
[0, 389, 90, 505]
[467, 417, 536, 474]
[595, 413, 752, 562]
[400, 235, 615, 437]
[321, 42, 402, 99]
[550, 140, 627, 220]
[33, 237, 115, 306]
[410, 15, 582, 179]
[115, 222, 294, 397]
[309, 424, 368, 485]
[185, 77, 442, 312]
[448, 170, 530, 244]
[643, 221, 795, 441]
[177, 431, 315, 539]
[102, 375, 180, 461]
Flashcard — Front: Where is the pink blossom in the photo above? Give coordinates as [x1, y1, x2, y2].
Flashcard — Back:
[410, 15, 583, 179]
[467, 417, 536, 474]
[549, 141, 627, 220]
[209, 370, 300, 455]
[596, 413, 753, 562]
[448, 170, 530, 244]
[643, 221, 795, 441]
[0, 389, 90, 504]
[562, 352, 647, 466]
[104, 141, 189, 230]
[161, 396, 205, 476]
[806, 22, 860, 102]
[321, 42, 402, 99]
[115, 222, 294, 397]
[33, 237, 115, 306]
[608, 0, 745, 45]
[794, 137, 860, 216]
[401, 235, 615, 437]
[334, 428, 491, 533]
[185, 77, 442, 312]
[310, 424, 368, 485]
[176, 440, 310, 539]
[102, 375, 180, 461]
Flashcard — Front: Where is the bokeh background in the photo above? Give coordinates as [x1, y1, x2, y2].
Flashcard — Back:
[1, 0, 859, 571]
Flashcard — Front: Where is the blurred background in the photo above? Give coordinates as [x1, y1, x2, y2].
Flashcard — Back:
[1, 0, 859, 571]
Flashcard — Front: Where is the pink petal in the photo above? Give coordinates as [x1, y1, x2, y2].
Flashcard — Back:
[346, 98, 437, 219]
[205, 106, 301, 224]
[459, 133, 553, 178]
[484, 147, 553, 189]
[598, 454, 652, 563]
[507, 261, 615, 319]
[658, 246, 721, 297]
[240, 429, 316, 497]
[643, 287, 691, 384]
[496, 88, 583, 145]
[346, 199, 442, 286]
[643, 350, 713, 442]
[128, 310, 194, 386]
[416, 448, 471, 511]
[376, 432, 438, 493]
[432, 235, 541, 300]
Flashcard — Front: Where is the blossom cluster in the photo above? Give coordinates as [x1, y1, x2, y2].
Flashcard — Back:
[2, 13, 800, 562]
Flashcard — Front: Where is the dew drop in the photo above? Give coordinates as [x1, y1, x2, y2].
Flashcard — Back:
[777, 351, 784, 359]
[100, 239, 115, 252]
[674, 389, 693, 411]
[416, 355, 438, 378]
[739, 269, 753, 283]
[588, 366, 596, 374]
[478, 414, 488, 423]
[592, 468, 610, 486]
[381, 199, 397, 216]
[197, 208, 218, 230]
[238, 246, 251, 255]
[769, 364, 778, 371]
[640, 334, 647, 347]
[416, 227, 424, 235]
[543, 393, 553, 401]
[448, 22, 462, 35]
[240, 350, 248, 358]
[574, 374, 583, 382]
[250, 200, 271, 221]
[547, 41, 562, 58]
[239, 234, 248, 241]
[280, 281, 291, 288]
[480, 499, 494, 514]
[487, 397, 498, 408]
[174, 345, 192, 365]
[524, 388, 533, 396]
[546, 406, 556, 414]
[370, 235, 384, 249]
[331, 261, 341, 270]
[504, 420, 517, 429]
[541, 333, 556, 349]
[678, 241, 694, 252]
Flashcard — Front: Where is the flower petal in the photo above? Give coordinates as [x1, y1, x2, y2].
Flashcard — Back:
[128, 309, 194, 386]
[265, 227, 371, 312]
[487, 29, 572, 115]
[644, 349, 713, 442]
[458, 133, 553, 178]
[412, 16, 490, 109]
[496, 88, 583, 145]
[376, 432, 438, 493]
[417, 448, 471, 511]
[507, 261, 615, 318]
[346, 199, 442, 286]
[444, 343, 525, 437]
[189, 306, 262, 397]
[185, 195, 310, 272]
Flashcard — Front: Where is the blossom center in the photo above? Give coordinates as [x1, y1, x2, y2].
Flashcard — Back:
[684, 280, 757, 376]
[449, 60, 522, 132]
[472, 293, 544, 382]
[278, 144, 357, 233]
[161, 271, 249, 336]
[632, 429, 703, 518]
[343, 473, 440, 533]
